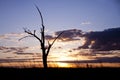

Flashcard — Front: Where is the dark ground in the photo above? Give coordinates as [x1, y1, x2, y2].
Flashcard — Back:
[0, 67, 119, 80]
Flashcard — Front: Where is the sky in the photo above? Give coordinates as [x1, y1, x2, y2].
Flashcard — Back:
[0, 0, 120, 67]
[0, 0, 120, 34]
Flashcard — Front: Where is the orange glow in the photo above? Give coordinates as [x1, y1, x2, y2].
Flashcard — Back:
[55, 62, 70, 67]
[91, 40, 95, 44]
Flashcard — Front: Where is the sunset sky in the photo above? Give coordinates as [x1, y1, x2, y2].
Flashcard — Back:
[0, 0, 120, 67]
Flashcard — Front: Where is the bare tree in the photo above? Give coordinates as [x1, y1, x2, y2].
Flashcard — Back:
[19, 5, 63, 68]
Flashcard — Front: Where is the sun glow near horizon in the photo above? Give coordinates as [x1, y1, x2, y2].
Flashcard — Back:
[0, 31, 120, 68]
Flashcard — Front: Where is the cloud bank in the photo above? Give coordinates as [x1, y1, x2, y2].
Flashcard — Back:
[0, 46, 28, 54]
[79, 27, 120, 51]
[46, 29, 83, 41]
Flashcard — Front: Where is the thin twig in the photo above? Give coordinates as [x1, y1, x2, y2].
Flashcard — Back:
[18, 35, 33, 41]
[34, 5, 44, 26]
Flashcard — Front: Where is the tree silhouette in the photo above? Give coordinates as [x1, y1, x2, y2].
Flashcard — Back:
[19, 5, 63, 68]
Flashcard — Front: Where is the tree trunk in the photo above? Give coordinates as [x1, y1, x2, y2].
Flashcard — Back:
[42, 54, 48, 68]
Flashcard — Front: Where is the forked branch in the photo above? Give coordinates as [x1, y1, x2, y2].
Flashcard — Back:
[19, 28, 42, 43]
[46, 31, 64, 56]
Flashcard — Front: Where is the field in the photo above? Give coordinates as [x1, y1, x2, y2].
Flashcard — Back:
[0, 61, 120, 68]
[0, 57, 119, 80]
[0, 67, 119, 80]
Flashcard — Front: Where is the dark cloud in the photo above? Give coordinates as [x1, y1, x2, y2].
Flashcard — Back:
[79, 27, 120, 51]
[94, 56, 120, 63]
[0, 58, 38, 63]
[56, 57, 120, 63]
[54, 29, 83, 41]
[45, 29, 83, 41]
[0, 46, 8, 50]
[45, 35, 54, 40]
[0, 46, 28, 54]
[55, 56, 120, 63]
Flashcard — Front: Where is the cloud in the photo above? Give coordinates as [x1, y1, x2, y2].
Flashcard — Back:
[0, 33, 26, 42]
[44, 29, 83, 41]
[0, 34, 10, 40]
[81, 21, 91, 25]
[79, 27, 120, 51]
[45, 35, 54, 40]
[53, 29, 83, 41]
[94, 56, 120, 63]
[0, 33, 27, 46]
[0, 33, 25, 40]
[0, 29, 84, 48]
[0, 46, 28, 54]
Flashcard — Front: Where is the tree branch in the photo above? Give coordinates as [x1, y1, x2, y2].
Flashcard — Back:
[18, 35, 33, 41]
[51, 31, 64, 46]
[23, 28, 42, 43]
[35, 5, 45, 49]
[35, 5, 44, 26]
[46, 31, 64, 56]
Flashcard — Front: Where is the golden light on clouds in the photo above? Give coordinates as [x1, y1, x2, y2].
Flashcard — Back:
[0, 31, 120, 68]
[80, 37, 86, 46]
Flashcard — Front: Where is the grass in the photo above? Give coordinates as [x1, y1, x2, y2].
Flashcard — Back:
[0, 67, 119, 80]
[0, 61, 120, 68]
[0, 61, 119, 80]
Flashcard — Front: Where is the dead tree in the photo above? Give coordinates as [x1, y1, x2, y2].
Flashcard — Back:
[19, 5, 63, 68]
